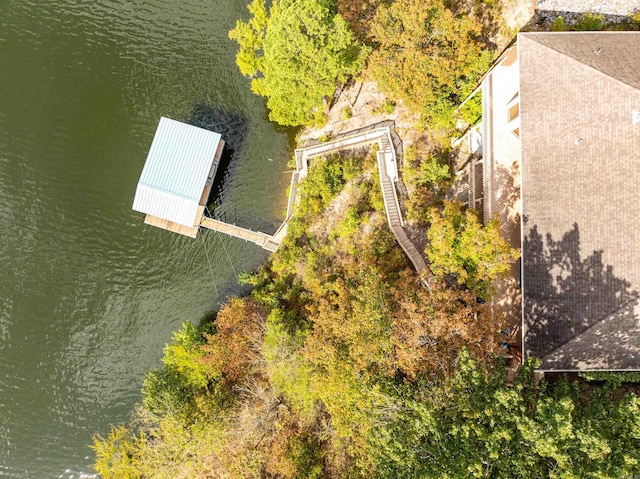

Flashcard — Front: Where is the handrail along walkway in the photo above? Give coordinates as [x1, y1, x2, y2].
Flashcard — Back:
[203, 123, 432, 278]
[294, 125, 429, 274]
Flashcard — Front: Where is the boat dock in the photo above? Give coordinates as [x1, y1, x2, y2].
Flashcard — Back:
[134, 118, 432, 275]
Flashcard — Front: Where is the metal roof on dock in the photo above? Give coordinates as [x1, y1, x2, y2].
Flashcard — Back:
[132, 117, 222, 227]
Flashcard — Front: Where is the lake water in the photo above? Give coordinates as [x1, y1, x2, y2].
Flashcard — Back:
[0, 1, 290, 477]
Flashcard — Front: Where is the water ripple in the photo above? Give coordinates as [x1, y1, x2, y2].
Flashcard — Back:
[0, 0, 290, 476]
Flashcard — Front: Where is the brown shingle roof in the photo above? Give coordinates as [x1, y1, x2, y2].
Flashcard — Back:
[519, 32, 640, 371]
[525, 32, 640, 90]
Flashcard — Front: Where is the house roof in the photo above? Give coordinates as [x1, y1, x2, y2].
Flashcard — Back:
[519, 32, 640, 371]
[132, 117, 222, 227]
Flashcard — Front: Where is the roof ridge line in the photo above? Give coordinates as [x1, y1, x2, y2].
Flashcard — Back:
[540, 294, 640, 364]
[138, 182, 199, 202]
[520, 33, 640, 93]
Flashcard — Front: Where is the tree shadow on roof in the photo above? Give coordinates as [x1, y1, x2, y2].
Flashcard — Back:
[523, 221, 638, 369]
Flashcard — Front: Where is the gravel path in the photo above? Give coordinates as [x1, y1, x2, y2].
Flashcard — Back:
[537, 0, 640, 16]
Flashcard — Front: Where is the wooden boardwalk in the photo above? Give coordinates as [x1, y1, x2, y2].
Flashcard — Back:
[198, 169, 298, 253]
[204, 123, 432, 278]
[294, 126, 398, 181]
[200, 217, 280, 252]
[294, 125, 429, 274]
[376, 147, 428, 272]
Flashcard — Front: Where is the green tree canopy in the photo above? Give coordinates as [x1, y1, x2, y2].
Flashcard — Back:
[427, 200, 519, 299]
[369, 352, 640, 479]
[367, 0, 494, 129]
[229, 0, 367, 126]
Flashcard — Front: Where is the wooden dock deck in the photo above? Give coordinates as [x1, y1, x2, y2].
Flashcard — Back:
[186, 123, 433, 277]
[144, 214, 199, 238]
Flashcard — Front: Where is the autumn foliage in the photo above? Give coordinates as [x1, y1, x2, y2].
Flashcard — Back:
[391, 273, 503, 380]
[366, 0, 495, 129]
[200, 297, 265, 385]
[93, 1, 640, 474]
[94, 148, 640, 478]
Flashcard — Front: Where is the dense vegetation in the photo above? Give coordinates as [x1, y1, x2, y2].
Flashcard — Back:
[229, 0, 367, 126]
[551, 11, 640, 32]
[230, 0, 501, 132]
[365, 0, 498, 130]
[94, 1, 640, 477]
[94, 151, 640, 478]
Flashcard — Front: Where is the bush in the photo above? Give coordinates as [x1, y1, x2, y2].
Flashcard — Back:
[579, 371, 640, 386]
[417, 153, 451, 188]
[404, 146, 451, 222]
[311, 109, 328, 128]
[553, 13, 605, 32]
[162, 321, 214, 390]
[458, 92, 482, 126]
[334, 206, 361, 240]
[297, 154, 364, 219]
[574, 13, 604, 31]
[374, 99, 396, 115]
[551, 16, 567, 32]
[341, 106, 352, 120]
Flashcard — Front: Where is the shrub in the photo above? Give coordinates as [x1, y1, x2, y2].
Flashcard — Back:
[404, 146, 451, 222]
[551, 16, 567, 32]
[458, 92, 483, 126]
[579, 371, 640, 386]
[311, 109, 328, 128]
[374, 99, 396, 115]
[334, 206, 361, 240]
[574, 13, 605, 31]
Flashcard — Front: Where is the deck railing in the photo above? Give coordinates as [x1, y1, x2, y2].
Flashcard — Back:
[203, 123, 433, 278]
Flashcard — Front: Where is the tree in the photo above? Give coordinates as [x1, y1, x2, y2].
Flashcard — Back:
[426, 200, 519, 299]
[390, 273, 503, 380]
[335, 0, 381, 40]
[367, 0, 494, 130]
[162, 321, 213, 390]
[228, 0, 268, 77]
[200, 297, 266, 386]
[263, 308, 316, 417]
[229, 0, 367, 126]
[93, 426, 141, 479]
[369, 352, 640, 478]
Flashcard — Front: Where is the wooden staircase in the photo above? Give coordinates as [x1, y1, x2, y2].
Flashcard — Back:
[202, 123, 433, 277]
[295, 124, 429, 274]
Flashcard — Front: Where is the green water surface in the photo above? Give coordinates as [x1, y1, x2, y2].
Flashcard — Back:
[0, 1, 290, 477]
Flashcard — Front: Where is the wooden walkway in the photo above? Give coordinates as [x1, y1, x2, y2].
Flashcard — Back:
[376, 145, 428, 272]
[199, 169, 298, 253]
[294, 126, 398, 181]
[200, 217, 280, 252]
[204, 123, 432, 278]
[294, 125, 429, 274]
